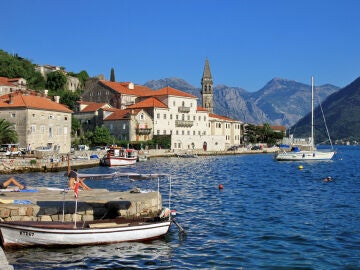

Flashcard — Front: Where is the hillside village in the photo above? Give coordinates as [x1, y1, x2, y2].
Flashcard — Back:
[0, 59, 266, 154]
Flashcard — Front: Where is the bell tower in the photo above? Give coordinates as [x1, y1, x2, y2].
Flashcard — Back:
[201, 58, 214, 113]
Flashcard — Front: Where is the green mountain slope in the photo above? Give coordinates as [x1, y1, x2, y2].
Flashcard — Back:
[291, 76, 360, 142]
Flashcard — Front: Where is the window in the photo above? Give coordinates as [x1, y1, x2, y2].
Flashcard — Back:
[164, 114, 167, 119]
[64, 116, 68, 120]
[157, 113, 160, 119]
[10, 113, 16, 118]
[182, 130, 185, 135]
[140, 113, 144, 120]
[173, 101, 176, 106]
[187, 115, 190, 120]
[40, 125, 45, 134]
[64, 127, 68, 135]
[49, 127, 53, 138]
[187, 130, 190, 135]
[176, 130, 179, 135]
[57, 126, 62, 135]
[163, 130, 166, 134]
[49, 115, 54, 119]
[123, 123, 126, 129]
[30, 125, 36, 133]
[170, 114, 173, 120]
[109, 124, 113, 130]
[157, 130, 160, 135]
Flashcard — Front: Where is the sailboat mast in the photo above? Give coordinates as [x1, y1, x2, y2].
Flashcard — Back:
[311, 76, 314, 148]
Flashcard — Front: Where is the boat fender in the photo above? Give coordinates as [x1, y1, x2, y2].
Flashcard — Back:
[159, 207, 171, 218]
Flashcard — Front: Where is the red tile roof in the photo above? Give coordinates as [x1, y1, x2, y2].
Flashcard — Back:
[141, 86, 197, 98]
[104, 109, 130, 121]
[127, 97, 168, 109]
[104, 108, 142, 121]
[78, 101, 109, 112]
[0, 77, 16, 87]
[197, 105, 209, 112]
[100, 80, 154, 96]
[209, 113, 240, 122]
[0, 92, 72, 113]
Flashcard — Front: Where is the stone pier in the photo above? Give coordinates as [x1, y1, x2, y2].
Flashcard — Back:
[0, 188, 162, 222]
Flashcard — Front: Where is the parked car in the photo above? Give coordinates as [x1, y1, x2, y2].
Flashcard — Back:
[78, 145, 89, 151]
[251, 145, 261, 150]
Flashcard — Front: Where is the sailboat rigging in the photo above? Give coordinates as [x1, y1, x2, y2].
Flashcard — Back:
[274, 76, 335, 161]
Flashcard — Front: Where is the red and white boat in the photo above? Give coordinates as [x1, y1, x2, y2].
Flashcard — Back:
[101, 146, 138, 166]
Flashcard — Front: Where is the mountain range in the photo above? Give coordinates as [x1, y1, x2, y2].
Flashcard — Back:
[144, 77, 339, 128]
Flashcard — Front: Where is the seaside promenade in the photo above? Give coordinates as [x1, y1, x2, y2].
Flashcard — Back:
[0, 147, 278, 174]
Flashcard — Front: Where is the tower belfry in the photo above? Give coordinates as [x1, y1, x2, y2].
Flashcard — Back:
[201, 58, 214, 113]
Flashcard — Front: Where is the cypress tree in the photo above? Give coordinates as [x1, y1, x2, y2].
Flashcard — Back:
[110, 67, 115, 82]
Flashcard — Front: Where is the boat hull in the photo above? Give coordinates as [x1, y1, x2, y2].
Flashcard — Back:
[275, 150, 335, 161]
[103, 157, 137, 166]
[0, 220, 171, 248]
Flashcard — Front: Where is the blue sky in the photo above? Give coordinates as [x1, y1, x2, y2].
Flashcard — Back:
[1, 0, 359, 91]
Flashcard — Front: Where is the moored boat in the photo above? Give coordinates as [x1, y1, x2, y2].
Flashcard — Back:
[101, 146, 138, 166]
[0, 217, 171, 248]
[275, 77, 335, 161]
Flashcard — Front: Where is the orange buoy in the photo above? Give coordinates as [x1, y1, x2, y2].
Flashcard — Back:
[218, 184, 224, 189]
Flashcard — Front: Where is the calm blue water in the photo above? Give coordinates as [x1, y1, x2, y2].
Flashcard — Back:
[4, 146, 360, 269]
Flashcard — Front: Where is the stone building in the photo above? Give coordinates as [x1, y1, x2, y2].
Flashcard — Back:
[0, 91, 72, 153]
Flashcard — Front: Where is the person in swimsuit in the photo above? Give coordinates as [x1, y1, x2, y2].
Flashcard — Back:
[0, 177, 25, 190]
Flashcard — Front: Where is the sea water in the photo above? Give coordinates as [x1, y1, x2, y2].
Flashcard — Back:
[4, 146, 360, 269]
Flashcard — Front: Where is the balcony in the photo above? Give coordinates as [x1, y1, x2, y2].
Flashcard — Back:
[175, 120, 193, 127]
[178, 106, 190, 113]
[136, 128, 152, 135]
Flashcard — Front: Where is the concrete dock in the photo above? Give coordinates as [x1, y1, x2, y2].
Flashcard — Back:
[0, 187, 162, 222]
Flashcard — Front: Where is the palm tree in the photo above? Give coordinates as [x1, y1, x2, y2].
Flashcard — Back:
[0, 119, 18, 144]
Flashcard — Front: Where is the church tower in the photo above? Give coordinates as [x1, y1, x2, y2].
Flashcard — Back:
[201, 58, 214, 113]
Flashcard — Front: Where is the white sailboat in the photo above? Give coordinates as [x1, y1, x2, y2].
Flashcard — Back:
[275, 77, 335, 161]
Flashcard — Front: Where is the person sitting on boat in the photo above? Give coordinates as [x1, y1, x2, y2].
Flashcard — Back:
[68, 169, 92, 190]
[0, 177, 25, 190]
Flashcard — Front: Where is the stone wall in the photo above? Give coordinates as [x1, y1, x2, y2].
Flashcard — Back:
[0, 190, 162, 222]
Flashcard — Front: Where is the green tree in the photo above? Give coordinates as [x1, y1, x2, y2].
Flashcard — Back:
[77, 70, 89, 88]
[60, 90, 80, 111]
[46, 71, 67, 91]
[0, 50, 44, 90]
[71, 116, 81, 136]
[0, 119, 18, 143]
[110, 67, 115, 82]
[91, 126, 116, 145]
[27, 71, 46, 90]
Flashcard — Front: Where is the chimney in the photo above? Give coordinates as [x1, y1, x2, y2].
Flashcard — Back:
[54, 96, 60, 103]
[9, 94, 13, 104]
[128, 82, 134, 90]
